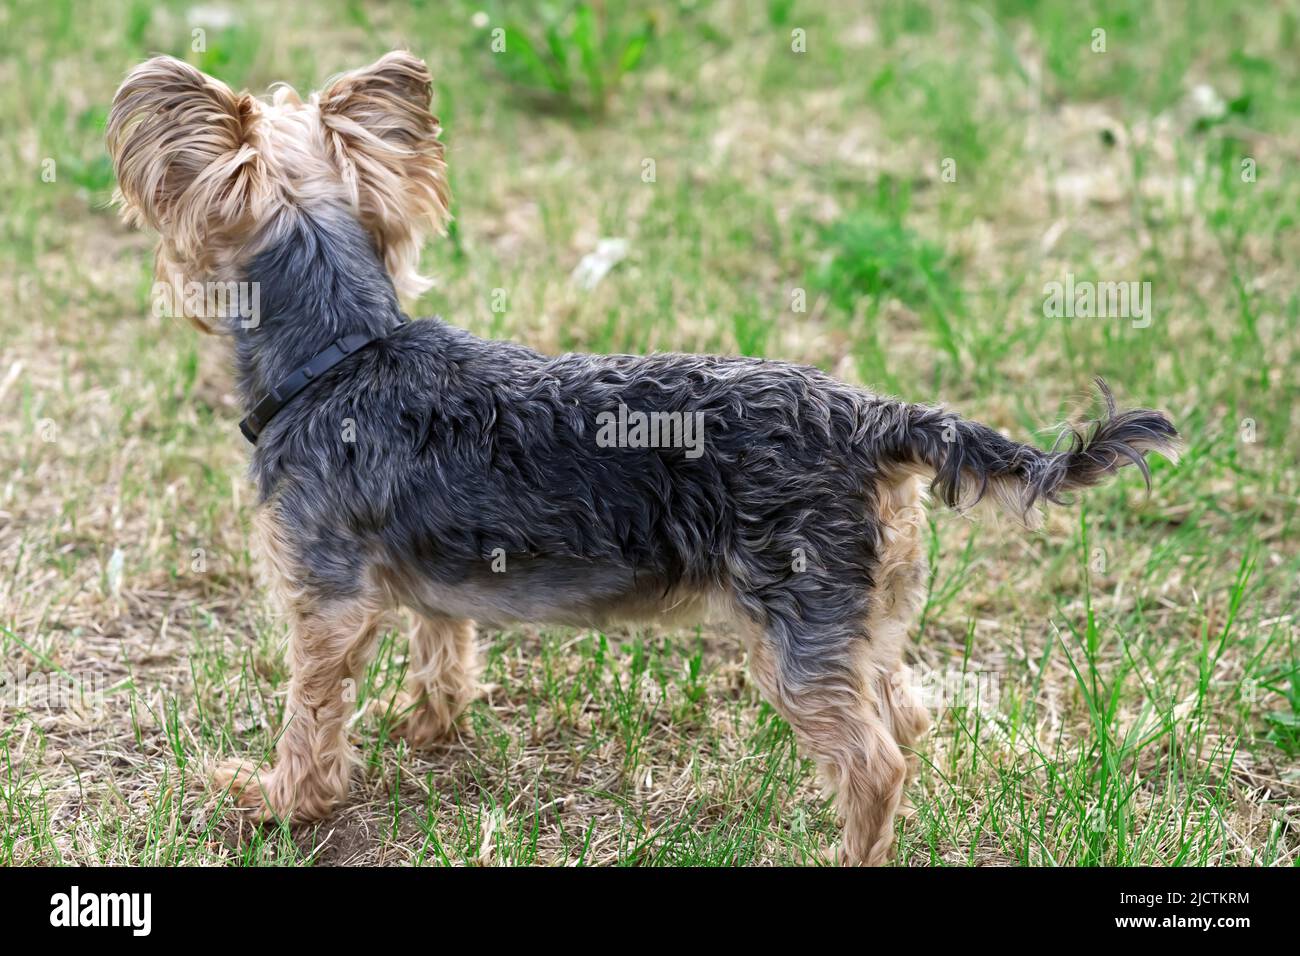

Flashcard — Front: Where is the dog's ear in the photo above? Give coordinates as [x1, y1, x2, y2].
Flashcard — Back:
[107, 56, 269, 260]
[318, 50, 451, 300]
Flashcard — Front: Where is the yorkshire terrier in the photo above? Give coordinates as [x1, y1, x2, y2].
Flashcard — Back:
[107, 52, 1178, 865]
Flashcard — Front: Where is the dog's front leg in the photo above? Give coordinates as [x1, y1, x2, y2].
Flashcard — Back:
[215, 595, 382, 822]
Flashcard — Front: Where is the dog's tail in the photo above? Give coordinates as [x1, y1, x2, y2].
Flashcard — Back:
[871, 380, 1179, 522]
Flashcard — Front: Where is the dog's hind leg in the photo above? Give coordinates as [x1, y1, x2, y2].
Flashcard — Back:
[737, 610, 908, 867]
[867, 473, 932, 789]
[388, 613, 481, 747]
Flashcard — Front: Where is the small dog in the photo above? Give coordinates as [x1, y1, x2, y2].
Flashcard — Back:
[107, 52, 1178, 865]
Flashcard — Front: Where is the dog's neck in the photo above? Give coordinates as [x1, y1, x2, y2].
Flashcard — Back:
[231, 208, 407, 406]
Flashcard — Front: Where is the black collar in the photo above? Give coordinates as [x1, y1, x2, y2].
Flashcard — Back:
[239, 319, 404, 445]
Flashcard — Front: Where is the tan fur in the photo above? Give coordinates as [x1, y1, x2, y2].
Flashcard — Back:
[886, 460, 1043, 529]
[106, 52, 450, 328]
[727, 475, 934, 866]
[863, 474, 932, 796]
[214, 504, 386, 820]
[388, 614, 481, 747]
[738, 625, 907, 866]
[318, 52, 451, 300]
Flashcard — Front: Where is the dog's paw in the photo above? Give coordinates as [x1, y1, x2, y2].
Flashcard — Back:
[210, 757, 277, 822]
[896, 793, 918, 820]
[211, 755, 352, 824]
[385, 691, 460, 749]
[820, 842, 850, 867]
[820, 839, 894, 867]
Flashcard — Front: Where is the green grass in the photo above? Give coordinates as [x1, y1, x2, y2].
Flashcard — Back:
[0, 0, 1297, 866]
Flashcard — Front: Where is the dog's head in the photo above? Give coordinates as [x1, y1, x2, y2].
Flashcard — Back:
[107, 52, 450, 331]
